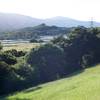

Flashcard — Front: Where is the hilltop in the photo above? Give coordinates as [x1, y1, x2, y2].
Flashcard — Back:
[0, 24, 70, 39]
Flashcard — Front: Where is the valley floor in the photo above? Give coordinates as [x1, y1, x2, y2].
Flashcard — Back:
[2, 43, 40, 51]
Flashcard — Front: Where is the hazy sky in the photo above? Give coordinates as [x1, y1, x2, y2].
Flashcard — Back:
[0, 0, 100, 21]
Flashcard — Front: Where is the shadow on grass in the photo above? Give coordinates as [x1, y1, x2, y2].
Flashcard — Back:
[64, 63, 100, 79]
[24, 86, 42, 93]
[0, 97, 31, 100]
[65, 69, 84, 78]
[1, 86, 42, 99]
[1, 63, 99, 100]
[0, 96, 8, 100]
[0, 86, 42, 100]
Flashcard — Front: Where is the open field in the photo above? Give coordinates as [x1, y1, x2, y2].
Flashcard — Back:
[1, 64, 100, 100]
[2, 43, 40, 51]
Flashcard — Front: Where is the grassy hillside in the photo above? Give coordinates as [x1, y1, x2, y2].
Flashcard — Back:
[1, 64, 100, 100]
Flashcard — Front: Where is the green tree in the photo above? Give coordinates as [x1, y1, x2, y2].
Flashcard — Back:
[63, 26, 100, 69]
[0, 52, 17, 65]
[27, 44, 66, 83]
[0, 42, 3, 50]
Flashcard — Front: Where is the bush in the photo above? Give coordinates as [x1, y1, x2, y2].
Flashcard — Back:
[0, 52, 17, 65]
[0, 61, 21, 94]
[27, 44, 66, 83]
[63, 27, 100, 69]
[4, 49, 26, 57]
[0, 42, 3, 50]
[15, 63, 34, 83]
[30, 39, 39, 43]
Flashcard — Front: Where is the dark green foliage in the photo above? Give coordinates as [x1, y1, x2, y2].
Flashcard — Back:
[0, 61, 21, 94]
[30, 39, 39, 43]
[63, 26, 100, 69]
[51, 35, 67, 46]
[50, 26, 100, 72]
[0, 52, 17, 65]
[81, 54, 94, 68]
[1, 24, 69, 39]
[30, 38, 43, 43]
[0, 61, 11, 77]
[0, 42, 3, 50]
[0, 60, 34, 95]
[0, 61, 11, 94]
[0, 50, 29, 95]
[15, 64, 34, 83]
[27, 44, 66, 82]
[1, 26, 100, 95]
[4, 49, 26, 57]
[26, 26, 100, 88]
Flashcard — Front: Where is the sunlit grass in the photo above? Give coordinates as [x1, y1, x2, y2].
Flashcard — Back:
[1, 64, 100, 100]
[3, 43, 40, 51]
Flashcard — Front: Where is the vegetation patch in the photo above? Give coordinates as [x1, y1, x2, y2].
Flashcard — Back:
[1, 65, 100, 100]
[1, 26, 100, 98]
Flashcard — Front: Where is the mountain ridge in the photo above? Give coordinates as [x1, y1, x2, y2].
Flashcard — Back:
[0, 12, 100, 32]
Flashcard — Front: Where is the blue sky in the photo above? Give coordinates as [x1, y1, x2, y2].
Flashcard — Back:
[0, 0, 100, 21]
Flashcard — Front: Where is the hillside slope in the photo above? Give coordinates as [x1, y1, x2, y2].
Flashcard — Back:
[1, 64, 100, 100]
[0, 24, 70, 39]
[0, 13, 42, 32]
[44, 16, 100, 27]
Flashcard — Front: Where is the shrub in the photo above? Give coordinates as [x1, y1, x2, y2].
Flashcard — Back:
[0, 42, 3, 50]
[4, 49, 26, 57]
[63, 27, 100, 69]
[27, 44, 66, 83]
[0, 52, 17, 65]
[0, 61, 21, 94]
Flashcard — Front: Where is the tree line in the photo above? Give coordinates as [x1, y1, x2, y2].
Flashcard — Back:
[0, 26, 100, 95]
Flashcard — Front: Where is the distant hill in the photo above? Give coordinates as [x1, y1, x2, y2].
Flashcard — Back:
[0, 13, 100, 32]
[1, 24, 71, 39]
[44, 16, 100, 27]
[0, 13, 42, 32]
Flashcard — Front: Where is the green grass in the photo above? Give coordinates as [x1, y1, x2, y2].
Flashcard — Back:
[1, 65, 100, 100]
